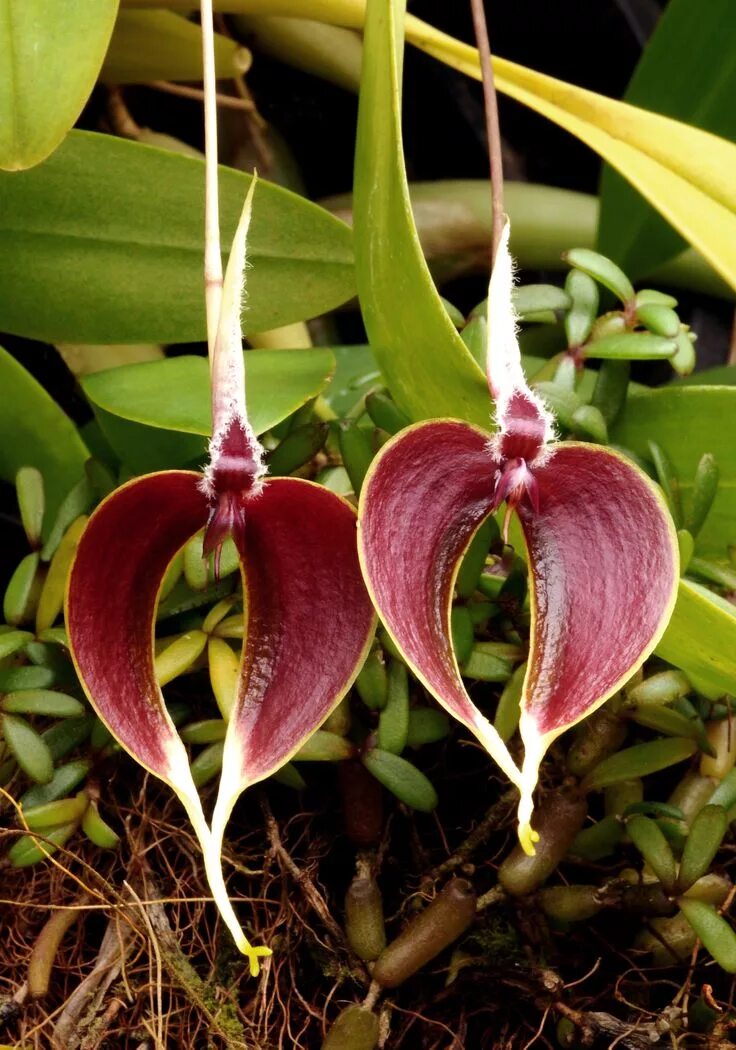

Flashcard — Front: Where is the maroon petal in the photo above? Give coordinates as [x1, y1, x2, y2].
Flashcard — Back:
[358, 425, 678, 854]
[211, 477, 376, 864]
[357, 420, 523, 788]
[66, 471, 265, 970]
[514, 443, 678, 849]
[67, 471, 208, 785]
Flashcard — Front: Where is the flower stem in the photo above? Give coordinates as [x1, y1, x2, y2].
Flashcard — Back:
[201, 0, 223, 359]
[469, 0, 504, 265]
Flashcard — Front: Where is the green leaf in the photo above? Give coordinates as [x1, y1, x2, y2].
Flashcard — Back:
[679, 899, 736, 973]
[581, 737, 697, 792]
[0, 346, 89, 527]
[362, 748, 438, 811]
[675, 365, 736, 387]
[132, 0, 736, 290]
[322, 344, 380, 416]
[0, 1, 119, 170]
[598, 0, 736, 278]
[677, 805, 728, 893]
[613, 387, 736, 557]
[1, 713, 54, 783]
[81, 349, 334, 472]
[102, 10, 247, 83]
[656, 580, 736, 699]
[353, 0, 487, 426]
[0, 131, 355, 344]
[626, 814, 677, 892]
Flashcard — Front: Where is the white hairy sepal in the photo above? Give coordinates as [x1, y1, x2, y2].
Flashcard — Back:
[204, 174, 266, 491]
[199, 419, 267, 500]
[486, 220, 555, 452]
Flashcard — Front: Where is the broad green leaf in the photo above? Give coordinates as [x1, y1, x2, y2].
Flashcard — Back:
[656, 580, 736, 699]
[0, 131, 354, 344]
[81, 349, 335, 472]
[353, 0, 487, 425]
[127, 0, 736, 292]
[0, 346, 89, 525]
[102, 11, 249, 84]
[323, 344, 380, 415]
[598, 0, 736, 278]
[612, 387, 736, 557]
[0, 1, 119, 170]
[440, 51, 736, 293]
[675, 366, 736, 387]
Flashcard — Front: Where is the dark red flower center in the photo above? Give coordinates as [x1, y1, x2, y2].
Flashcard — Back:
[203, 418, 264, 572]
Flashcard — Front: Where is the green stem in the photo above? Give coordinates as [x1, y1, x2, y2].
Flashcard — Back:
[323, 182, 731, 300]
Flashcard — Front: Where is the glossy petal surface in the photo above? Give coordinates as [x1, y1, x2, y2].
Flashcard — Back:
[212, 478, 376, 837]
[518, 444, 677, 738]
[67, 471, 208, 783]
[358, 423, 678, 849]
[358, 420, 522, 787]
[68, 470, 374, 971]
[66, 470, 258, 968]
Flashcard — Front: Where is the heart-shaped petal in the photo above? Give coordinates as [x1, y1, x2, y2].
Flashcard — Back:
[67, 469, 375, 972]
[65, 471, 236, 933]
[358, 423, 678, 852]
[211, 477, 376, 860]
[358, 420, 522, 788]
[514, 443, 678, 851]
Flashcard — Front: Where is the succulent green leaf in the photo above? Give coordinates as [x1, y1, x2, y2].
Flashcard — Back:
[362, 748, 438, 811]
[677, 805, 728, 893]
[1, 713, 54, 783]
[626, 814, 677, 892]
[679, 899, 736, 973]
[581, 738, 697, 792]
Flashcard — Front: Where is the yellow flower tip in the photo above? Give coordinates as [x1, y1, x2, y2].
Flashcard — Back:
[518, 822, 540, 857]
[240, 941, 273, 977]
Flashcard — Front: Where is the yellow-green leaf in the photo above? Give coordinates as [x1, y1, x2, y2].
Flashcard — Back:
[124, 0, 736, 292]
[102, 10, 250, 84]
[0, 0, 119, 170]
[656, 580, 736, 700]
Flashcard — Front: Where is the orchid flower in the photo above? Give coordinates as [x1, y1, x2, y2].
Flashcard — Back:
[357, 222, 679, 855]
[65, 1, 375, 975]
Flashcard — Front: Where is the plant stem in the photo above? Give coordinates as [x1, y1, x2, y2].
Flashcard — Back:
[469, 0, 504, 265]
[201, 0, 223, 359]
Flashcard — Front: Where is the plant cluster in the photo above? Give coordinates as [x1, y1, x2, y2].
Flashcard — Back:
[1, 0, 735, 1047]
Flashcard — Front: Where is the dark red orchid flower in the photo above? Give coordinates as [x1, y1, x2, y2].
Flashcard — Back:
[358, 223, 678, 854]
[66, 180, 375, 971]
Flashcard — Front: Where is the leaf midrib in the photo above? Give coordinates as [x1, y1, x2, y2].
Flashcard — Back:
[0, 227, 353, 268]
